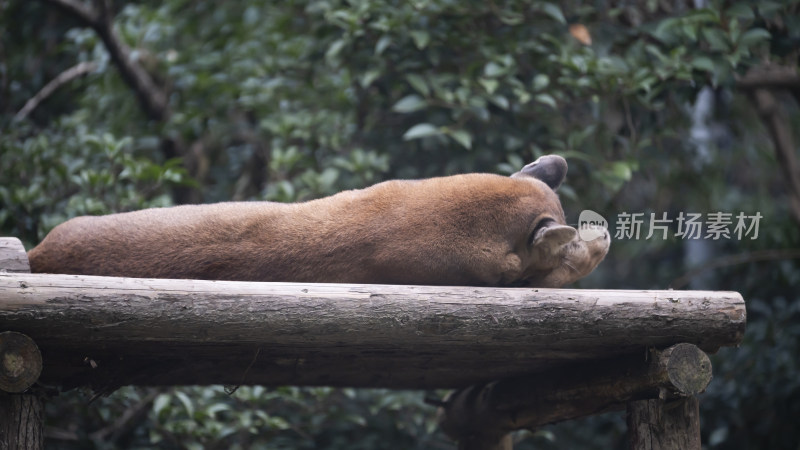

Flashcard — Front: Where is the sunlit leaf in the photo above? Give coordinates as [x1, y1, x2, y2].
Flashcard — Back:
[402, 123, 440, 140]
[448, 129, 472, 149]
[392, 95, 427, 113]
[539, 3, 566, 24]
[409, 30, 430, 49]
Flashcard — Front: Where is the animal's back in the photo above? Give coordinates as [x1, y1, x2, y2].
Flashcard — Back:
[28, 202, 291, 280]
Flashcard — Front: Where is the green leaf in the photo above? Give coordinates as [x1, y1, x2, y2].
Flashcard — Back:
[375, 36, 392, 55]
[360, 69, 380, 87]
[392, 95, 427, 113]
[410, 30, 430, 49]
[490, 95, 510, 110]
[484, 61, 504, 78]
[540, 3, 566, 24]
[325, 38, 347, 65]
[691, 56, 716, 73]
[479, 78, 499, 95]
[174, 391, 195, 418]
[153, 394, 171, 417]
[652, 17, 681, 43]
[609, 161, 633, 181]
[535, 93, 557, 109]
[497, 10, 524, 25]
[406, 74, 429, 97]
[402, 123, 441, 140]
[533, 74, 549, 91]
[738, 28, 771, 47]
[448, 130, 473, 149]
[726, 3, 755, 20]
[702, 28, 730, 52]
[681, 23, 698, 41]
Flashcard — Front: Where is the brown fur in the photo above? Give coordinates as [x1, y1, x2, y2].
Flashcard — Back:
[29, 161, 609, 287]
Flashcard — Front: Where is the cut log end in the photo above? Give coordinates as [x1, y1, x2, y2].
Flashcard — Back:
[661, 343, 712, 396]
[0, 332, 43, 393]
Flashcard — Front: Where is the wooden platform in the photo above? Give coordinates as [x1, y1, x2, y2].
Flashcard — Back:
[0, 271, 745, 392]
[0, 237, 747, 449]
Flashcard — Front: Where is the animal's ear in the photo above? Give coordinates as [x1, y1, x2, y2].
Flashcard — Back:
[532, 224, 577, 255]
[511, 155, 568, 190]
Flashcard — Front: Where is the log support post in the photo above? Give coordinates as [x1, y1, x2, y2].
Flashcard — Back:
[0, 238, 44, 450]
[627, 397, 701, 450]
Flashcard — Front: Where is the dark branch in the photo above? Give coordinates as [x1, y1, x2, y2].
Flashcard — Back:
[43, 0, 169, 121]
[736, 66, 800, 90]
[749, 86, 800, 225]
[88, 388, 161, 443]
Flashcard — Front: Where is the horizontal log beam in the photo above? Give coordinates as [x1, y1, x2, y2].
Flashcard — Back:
[0, 268, 745, 391]
[437, 343, 712, 447]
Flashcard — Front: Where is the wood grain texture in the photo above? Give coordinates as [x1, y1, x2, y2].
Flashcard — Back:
[0, 238, 29, 274]
[437, 344, 712, 445]
[0, 394, 43, 450]
[627, 397, 701, 450]
[0, 270, 745, 391]
[0, 332, 43, 393]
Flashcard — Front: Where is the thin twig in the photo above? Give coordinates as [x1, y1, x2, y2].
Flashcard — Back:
[225, 348, 261, 395]
[89, 388, 162, 443]
[622, 96, 637, 149]
[15, 61, 98, 121]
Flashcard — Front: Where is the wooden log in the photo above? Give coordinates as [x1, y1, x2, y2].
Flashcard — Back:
[0, 238, 43, 450]
[0, 332, 43, 393]
[437, 344, 712, 447]
[0, 393, 43, 450]
[0, 268, 744, 390]
[0, 238, 30, 274]
[627, 397, 701, 450]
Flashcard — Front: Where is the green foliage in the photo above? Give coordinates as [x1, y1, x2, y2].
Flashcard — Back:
[47, 387, 447, 449]
[0, 113, 190, 246]
[3, 0, 800, 448]
[702, 297, 800, 449]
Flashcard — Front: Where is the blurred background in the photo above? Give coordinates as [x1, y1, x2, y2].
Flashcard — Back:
[2, 0, 799, 448]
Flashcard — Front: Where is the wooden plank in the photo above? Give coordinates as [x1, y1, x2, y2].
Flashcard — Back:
[0, 271, 745, 390]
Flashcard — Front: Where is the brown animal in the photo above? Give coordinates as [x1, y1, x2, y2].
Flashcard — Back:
[28, 155, 609, 287]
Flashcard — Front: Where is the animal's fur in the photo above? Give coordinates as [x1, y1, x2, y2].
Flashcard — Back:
[28, 156, 609, 287]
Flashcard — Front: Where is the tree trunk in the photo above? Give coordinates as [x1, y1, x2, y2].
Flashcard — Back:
[0, 394, 43, 450]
